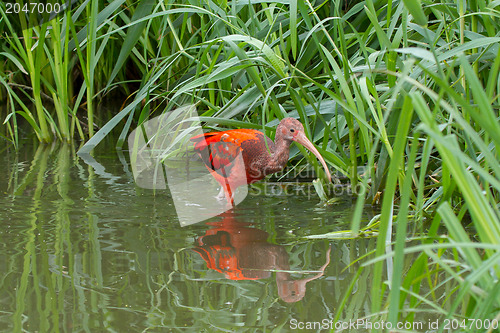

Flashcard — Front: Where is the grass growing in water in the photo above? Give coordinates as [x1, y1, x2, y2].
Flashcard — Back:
[1, 0, 499, 330]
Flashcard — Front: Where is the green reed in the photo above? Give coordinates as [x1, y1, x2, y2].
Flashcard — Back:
[1, 0, 499, 331]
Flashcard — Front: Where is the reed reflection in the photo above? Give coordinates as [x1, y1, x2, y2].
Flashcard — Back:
[192, 212, 331, 303]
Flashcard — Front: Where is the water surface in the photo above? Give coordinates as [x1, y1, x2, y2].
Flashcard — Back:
[0, 143, 379, 332]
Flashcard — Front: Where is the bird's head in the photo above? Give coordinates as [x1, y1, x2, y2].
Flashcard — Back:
[277, 117, 304, 142]
[277, 117, 332, 183]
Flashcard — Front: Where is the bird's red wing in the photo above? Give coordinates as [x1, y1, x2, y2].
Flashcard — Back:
[191, 129, 260, 177]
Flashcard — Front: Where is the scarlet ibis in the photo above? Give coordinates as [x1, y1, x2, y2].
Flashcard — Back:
[190, 117, 332, 205]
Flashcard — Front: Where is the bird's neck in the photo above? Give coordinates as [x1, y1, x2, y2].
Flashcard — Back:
[264, 139, 291, 176]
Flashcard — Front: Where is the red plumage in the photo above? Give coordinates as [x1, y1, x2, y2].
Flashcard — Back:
[190, 118, 332, 206]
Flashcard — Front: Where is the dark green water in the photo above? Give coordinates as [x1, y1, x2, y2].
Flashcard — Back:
[0, 143, 379, 332]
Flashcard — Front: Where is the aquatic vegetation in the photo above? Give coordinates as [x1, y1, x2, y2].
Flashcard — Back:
[1, 0, 499, 331]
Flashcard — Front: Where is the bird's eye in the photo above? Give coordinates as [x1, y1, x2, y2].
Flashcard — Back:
[290, 128, 295, 133]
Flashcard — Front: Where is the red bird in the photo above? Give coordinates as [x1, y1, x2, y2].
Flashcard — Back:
[190, 117, 332, 206]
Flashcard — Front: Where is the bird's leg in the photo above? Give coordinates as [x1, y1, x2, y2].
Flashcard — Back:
[215, 182, 235, 207]
[225, 191, 235, 207]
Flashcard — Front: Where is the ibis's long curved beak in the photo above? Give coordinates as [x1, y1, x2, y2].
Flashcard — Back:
[293, 131, 332, 182]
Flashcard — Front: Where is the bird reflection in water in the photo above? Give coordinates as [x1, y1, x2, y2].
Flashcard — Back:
[192, 212, 331, 303]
